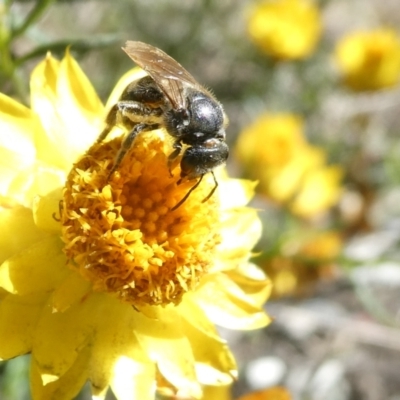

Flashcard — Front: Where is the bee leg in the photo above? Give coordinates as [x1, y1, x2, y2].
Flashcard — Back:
[167, 141, 182, 177]
[171, 174, 204, 211]
[52, 200, 64, 221]
[107, 123, 159, 179]
[97, 104, 119, 143]
[201, 171, 218, 203]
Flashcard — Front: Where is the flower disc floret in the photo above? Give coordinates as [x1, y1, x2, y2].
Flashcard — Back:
[61, 131, 221, 307]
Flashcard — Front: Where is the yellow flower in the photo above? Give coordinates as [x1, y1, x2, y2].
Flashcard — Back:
[201, 384, 292, 399]
[236, 114, 306, 170]
[237, 386, 292, 400]
[0, 51, 271, 399]
[236, 114, 306, 200]
[262, 231, 342, 298]
[268, 145, 325, 203]
[247, 0, 322, 60]
[235, 113, 343, 218]
[289, 163, 343, 218]
[335, 28, 400, 91]
[269, 146, 343, 218]
[300, 231, 342, 260]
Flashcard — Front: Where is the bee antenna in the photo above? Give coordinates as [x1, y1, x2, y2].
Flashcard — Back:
[201, 171, 218, 203]
[171, 175, 204, 211]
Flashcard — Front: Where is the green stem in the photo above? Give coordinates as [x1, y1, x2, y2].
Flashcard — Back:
[15, 34, 120, 66]
[11, 0, 56, 39]
[0, 0, 14, 81]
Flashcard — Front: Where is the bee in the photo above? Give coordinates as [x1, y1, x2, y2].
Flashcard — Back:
[98, 41, 229, 210]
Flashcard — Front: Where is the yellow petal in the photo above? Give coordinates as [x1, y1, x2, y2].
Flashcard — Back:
[32, 189, 64, 234]
[30, 54, 70, 170]
[0, 292, 48, 359]
[195, 363, 234, 386]
[179, 293, 223, 342]
[0, 206, 49, 265]
[290, 165, 343, 217]
[111, 356, 155, 400]
[225, 264, 272, 308]
[201, 384, 232, 400]
[0, 236, 68, 295]
[7, 163, 66, 208]
[180, 295, 238, 383]
[195, 273, 271, 330]
[269, 146, 325, 202]
[30, 52, 103, 171]
[215, 208, 262, 272]
[180, 312, 237, 385]
[219, 178, 257, 210]
[87, 296, 155, 399]
[32, 292, 101, 379]
[238, 386, 292, 400]
[0, 287, 7, 299]
[61, 49, 103, 116]
[0, 93, 38, 198]
[49, 270, 92, 313]
[133, 307, 202, 399]
[30, 343, 90, 400]
[56, 49, 104, 160]
[89, 296, 141, 395]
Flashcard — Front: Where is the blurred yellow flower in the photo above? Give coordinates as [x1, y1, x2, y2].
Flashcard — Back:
[235, 113, 343, 218]
[335, 28, 400, 91]
[237, 114, 306, 169]
[247, 0, 322, 60]
[300, 231, 342, 260]
[238, 386, 292, 400]
[268, 145, 325, 203]
[289, 161, 343, 218]
[201, 384, 292, 400]
[0, 51, 271, 400]
[263, 231, 342, 298]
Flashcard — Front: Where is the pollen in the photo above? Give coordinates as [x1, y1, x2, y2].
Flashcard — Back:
[61, 130, 221, 307]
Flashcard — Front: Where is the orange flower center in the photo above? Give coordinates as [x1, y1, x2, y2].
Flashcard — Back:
[61, 131, 221, 307]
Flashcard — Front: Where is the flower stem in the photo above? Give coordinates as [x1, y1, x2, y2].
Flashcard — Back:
[11, 0, 56, 39]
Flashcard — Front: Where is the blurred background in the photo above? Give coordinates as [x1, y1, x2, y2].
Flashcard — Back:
[2, 0, 400, 399]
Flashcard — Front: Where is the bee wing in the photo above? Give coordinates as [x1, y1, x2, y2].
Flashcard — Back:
[122, 41, 200, 110]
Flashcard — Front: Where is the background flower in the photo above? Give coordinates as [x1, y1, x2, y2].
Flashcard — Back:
[261, 230, 342, 298]
[235, 113, 343, 219]
[335, 29, 400, 91]
[247, 0, 322, 60]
